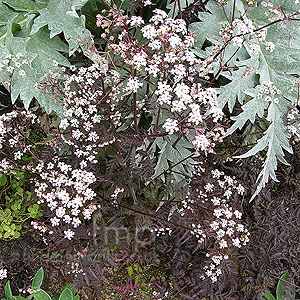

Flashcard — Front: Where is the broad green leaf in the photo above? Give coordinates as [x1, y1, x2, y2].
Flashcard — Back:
[4, 231, 11, 238]
[276, 273, 295, 300]
[263, 292, 276, 300]
[0, 1, 16, 26]
[32, 268, 44, 289]
[15, 25, 70, 71]
[31, 0, 92, 55]
[3, 0, 44, 12]
[190, 0, 244, 49]
[0, 174, 7, 186]
[127, 266, 134, 278]
[4, 281, 13, 300]
[32, 289, 52, 300]
[4, 15, 63, 114]
[58, 288, 73, 300]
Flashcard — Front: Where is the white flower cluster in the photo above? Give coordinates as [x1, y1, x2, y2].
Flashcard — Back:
[151, 226, 172, 237]
[257, 80, 282, 104]
[0, 268, 7, 280]
[34, 161, 98, 238]
[179, 166, 249, 282]
[230, 16, 275, 54]
[60, 63, 116, 166]
[0, 53, 30, 78]
[262, 2, 285, 22]
[0, 110, 39, 164]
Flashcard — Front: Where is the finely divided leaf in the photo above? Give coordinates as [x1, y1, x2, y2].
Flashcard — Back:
[224, 85, 269, 137]
[236, 100, 292, 201]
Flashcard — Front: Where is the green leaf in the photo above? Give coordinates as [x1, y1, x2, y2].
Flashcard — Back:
[15, 25, 70, 71]
[58, 288, 73, 300]
[13, 231, 20, 238]
[190, 0, 245, 48]
[32, 268, 44, 289]
[217, 57, 259, 112]
[151, 136, 194, 183]
[194, 0, 300, 200]
[0, 1, 16, 26]
[127, 266, 134, 278]
[32, 289, 52, 300]
[236, 100, 292, 201]
[276, 273, 295, 300]
[3, 0, 44, 12]
[4, 281, 13, 300]
[0, 174, 7, 186]
[3, 15, 63, 114]
[31, 0, 92, 55]
[3, 224, 10, 231]
[263, 292, 276, 300]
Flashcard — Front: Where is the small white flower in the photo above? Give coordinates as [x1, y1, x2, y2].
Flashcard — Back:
[64, 229, 75, 240]
[232, 237, 241, 248]
[219, 239, 228, 249]
[128, 16, 144, 27]
[192, 134, 210, 151]
[265, 41, 275, 53]
[163, 118, 179, 135]
[126, 77, 143, 93]
[0, 269, 7, 280]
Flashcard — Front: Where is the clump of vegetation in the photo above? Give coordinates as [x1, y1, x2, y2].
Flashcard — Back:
[0, 0, 299, 299]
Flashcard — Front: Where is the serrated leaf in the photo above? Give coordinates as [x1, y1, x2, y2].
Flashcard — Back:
[217, 57, 259, 112]
[224, 85, 269, 137]
[236, 100, 292, 201]
[151, 136, 194, 183]
[190, 0, 244, 49]
[31, 0, 92, 55]
[196, 0, 300, 199]
[3, 15, 63, 114]
[15, 25, 70, 71]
